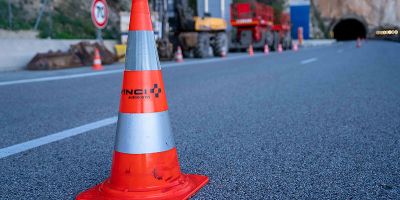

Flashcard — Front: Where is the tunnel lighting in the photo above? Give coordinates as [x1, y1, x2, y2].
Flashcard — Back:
[376, 29, 399, 35]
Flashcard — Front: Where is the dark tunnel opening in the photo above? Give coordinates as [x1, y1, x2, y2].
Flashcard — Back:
[333, 19, 367, 41]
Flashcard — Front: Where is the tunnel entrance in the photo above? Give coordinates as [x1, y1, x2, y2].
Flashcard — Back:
[333, 18, 367, 41]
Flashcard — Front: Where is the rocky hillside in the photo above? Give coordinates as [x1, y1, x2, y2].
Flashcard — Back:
[314, 0, 400, 28]
[0, 0, 132, 39]
[311, 0, 400, 38]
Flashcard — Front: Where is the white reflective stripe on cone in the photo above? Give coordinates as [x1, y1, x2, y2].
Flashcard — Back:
[125, 31, 161, 71]
[114, 111, 175, 154]
[94, 60, 102, 65]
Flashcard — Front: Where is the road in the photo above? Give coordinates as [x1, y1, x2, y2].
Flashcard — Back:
[0, 41, 399, 199]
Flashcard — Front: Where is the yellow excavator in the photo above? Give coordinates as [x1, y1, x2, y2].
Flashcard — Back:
[174, 0, 228, 58]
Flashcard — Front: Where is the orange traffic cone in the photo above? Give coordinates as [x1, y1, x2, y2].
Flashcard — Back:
[175, 46, 184, 62]
[221, 50, 226, 58]
[248, 44, 254, 56]
[292, 42, 299, 52]
[278, 44, 283, 53]
[92, 48, 103, 71]
[264, 44, 269, 55]
[76, 1, 208, 199]
[356, 37, 362, 48]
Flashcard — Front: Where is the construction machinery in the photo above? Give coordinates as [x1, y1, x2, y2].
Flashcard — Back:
[116, 0, 229, 60]
[230, 1, 292, 51]
[174, 0, 229, 58]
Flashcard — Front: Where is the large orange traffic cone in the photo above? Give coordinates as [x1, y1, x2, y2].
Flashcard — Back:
[175, 46, 184, 62]
[356, 37, 362, 48]
[264, 44, 269, 55]
[278, 44, 283, 53]
[76, 1, 208, 199]
[248, 44, 254, 56]
[92, 48, 103, 71]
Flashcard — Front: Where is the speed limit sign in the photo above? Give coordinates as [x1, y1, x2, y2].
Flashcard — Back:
[91, 0, 109, 29]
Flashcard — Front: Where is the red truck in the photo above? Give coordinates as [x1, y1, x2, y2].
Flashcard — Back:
[230, 2, 292, 51]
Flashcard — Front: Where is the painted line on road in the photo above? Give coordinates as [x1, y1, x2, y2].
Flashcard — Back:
[337, 49, 344, 53]
[0, 54, 262, 87]
[300, 58, 318, 65]
[0, 117, 118, 159]
[0, 70, 123, 87]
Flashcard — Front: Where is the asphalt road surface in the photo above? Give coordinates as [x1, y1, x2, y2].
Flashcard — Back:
[0, 41, 399, 200]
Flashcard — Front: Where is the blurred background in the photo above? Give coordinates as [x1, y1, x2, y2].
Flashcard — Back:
[0, 0, 399, 71]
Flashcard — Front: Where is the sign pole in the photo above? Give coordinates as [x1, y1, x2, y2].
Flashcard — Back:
[97, 28, 103, 45]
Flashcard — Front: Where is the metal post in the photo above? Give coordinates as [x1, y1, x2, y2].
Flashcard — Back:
[97, 28, 103, 45]
[8, 0, 13, 30]
[221, 0, 225, 19]
[162, 0, 168, 40]
[204, 0, 209, 14]
[47, 0, 53, 38]
[34, 0, 49, 30]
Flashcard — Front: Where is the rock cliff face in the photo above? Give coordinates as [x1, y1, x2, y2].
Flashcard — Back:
[311, 0, 400, 38]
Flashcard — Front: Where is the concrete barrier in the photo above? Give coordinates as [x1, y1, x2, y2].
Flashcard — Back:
[0, 39, 117, 71]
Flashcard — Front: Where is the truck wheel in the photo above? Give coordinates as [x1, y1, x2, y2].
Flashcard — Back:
[283, 32, 292, 50]
[272, 32, 279, 51]
[194, 33, 210, 58]
[266, 30, 274, 49]
[213, 32, 228, 57]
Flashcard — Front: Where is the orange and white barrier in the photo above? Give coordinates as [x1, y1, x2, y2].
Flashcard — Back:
[92, 48, 103, 71]
[292, 42, 299, 52]
[175, 46, 184, 62]
[278, 44, 283, 53]
[248, 44, 254, 56]
[297, 27, 304, 46]
[264, 44, 269, 55]
[356, 37, 362, 48]
[76, 1, 208, 199]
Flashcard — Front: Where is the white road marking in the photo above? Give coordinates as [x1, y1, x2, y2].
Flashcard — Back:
[337, 49, 344, 53]
[0, 70, 123, 87]
[0, 117, 118, 159]
[300, 58, 318, 65]
[0, 54, 262, 87]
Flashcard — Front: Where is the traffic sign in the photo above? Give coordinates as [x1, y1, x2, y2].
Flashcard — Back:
[91, 0, 109, 29]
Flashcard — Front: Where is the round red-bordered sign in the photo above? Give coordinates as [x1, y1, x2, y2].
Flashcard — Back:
[91, 0, 109, 29]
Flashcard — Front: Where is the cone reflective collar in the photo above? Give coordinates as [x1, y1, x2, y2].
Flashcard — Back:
[76, 1, 208, 199]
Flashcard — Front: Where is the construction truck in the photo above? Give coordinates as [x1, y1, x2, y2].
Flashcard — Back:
[174, 0, 229, 58]
[230, 1, 292, 51]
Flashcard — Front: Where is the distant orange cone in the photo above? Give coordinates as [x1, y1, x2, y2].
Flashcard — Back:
[278, 44, 283, 53]
[264, 44, 269, 55]
[76, 1, 208, 199]
[292, 42, 299, 52]
[92, 48, 103, 71]
[356, 37, 362, 48]
[248, 44, 254, 56]
[175, 46, 184, 62]
[221, 50, 226, 58]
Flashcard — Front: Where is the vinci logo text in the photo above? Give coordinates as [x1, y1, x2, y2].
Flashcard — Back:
[121, 84, 162, 99]
[119, 71, 168, 113]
